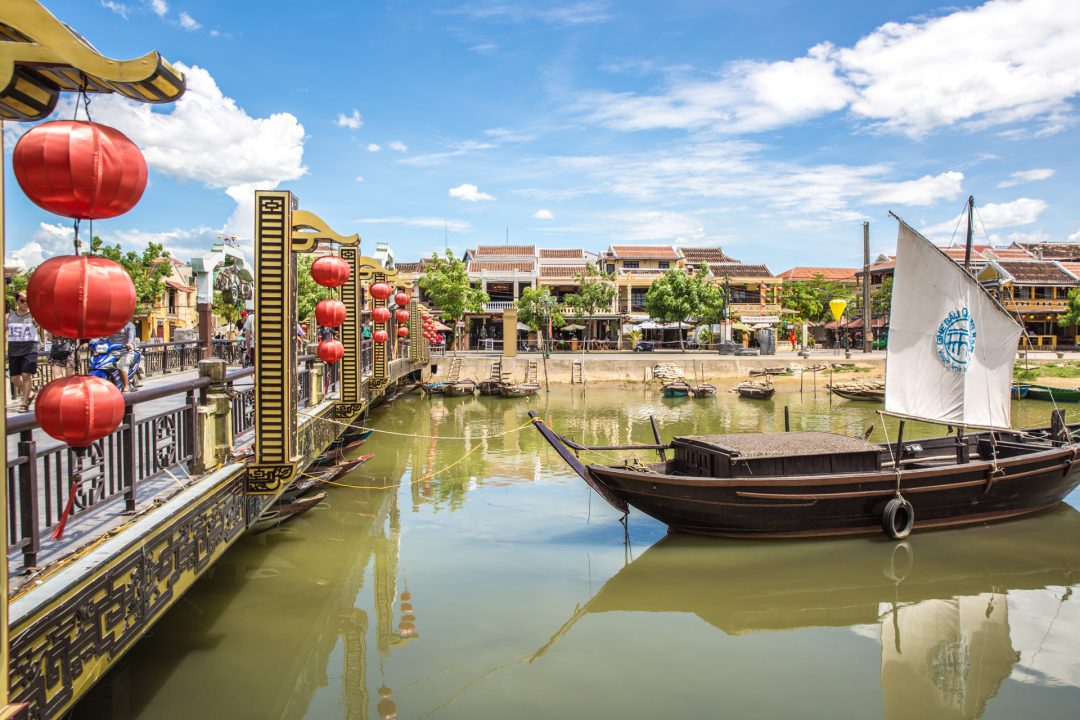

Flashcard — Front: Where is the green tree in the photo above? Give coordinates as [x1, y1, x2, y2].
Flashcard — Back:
[1057, 287, 1080, 336]
[563, 264, 617, 351]
[86, 236, 172, 316]
[418, 249, 489, 354]
[213, 290, 244, 324]
[297, 254, 337, 322]
[5, 269, 31, 309]
[644, 265, 724, 351]
[515, 286, 565, 332]
[781, 274, 854, 325]
[871, 276, 893, 317]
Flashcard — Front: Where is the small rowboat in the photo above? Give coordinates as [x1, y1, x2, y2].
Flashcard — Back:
[313, 438, 366, 466]
[421, 381, 447, 394]
[281, 454, 373, 502]
[692, 383, 717, 398]
[828, 378, 885, 402]
[443, 380, 477, 396]
[1011, 384, 1029, 399]
[736, 381, 774, 400]
[499, 383, 540, 398]
[477, 379, 505, 396]
[1017, 383, 1080, 403]
[249, 492, 327, 534]
[661, 381, 693, 398]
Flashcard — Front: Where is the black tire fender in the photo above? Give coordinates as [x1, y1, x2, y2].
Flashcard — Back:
[882, 497, 915, 540]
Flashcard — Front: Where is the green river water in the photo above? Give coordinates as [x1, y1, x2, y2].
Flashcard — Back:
[77, 386, 1080, 719]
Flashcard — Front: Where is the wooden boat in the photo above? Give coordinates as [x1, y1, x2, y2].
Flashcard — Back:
[1011, 383, 1029, 399]
[281, 454, 373, 502]
[529, 210, 1080, 540]
[661, 381, 693, 398]
[735, 381, 774, 399]
[342, 428, 374, 442]
[1017, 383, 1080, 403]
[443, 380, 477, 396]
[828, 378, 885, 401]
[499, 382, 540, 398]
[313, 438, 366, 466]
[477, 379, 505, 396]
[421, 381, 447, 394]
[249, 492, 327, 534]
[692, 383, 717, 398]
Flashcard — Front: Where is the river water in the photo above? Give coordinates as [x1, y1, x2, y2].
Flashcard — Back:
[78, 386, 1080, 719]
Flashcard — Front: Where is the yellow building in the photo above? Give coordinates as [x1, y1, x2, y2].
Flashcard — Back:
[600, 245, 684, 316]
[137, 257, 198, 342]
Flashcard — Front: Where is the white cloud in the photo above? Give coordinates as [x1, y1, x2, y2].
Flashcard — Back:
[336, 110, 362, 130]
[449, 183, 495, 202]
[862, 171, 965, 206]
[451, 2, 612, 26]
[920, 197, 1048, 240]
[1007, 230, 1051, 243]
[601, 210, 705, 242]
[1069, 230, 1080, 242]
[148, 0, 168, 17]
[355, 175, 365, 183]
[997, 168, 1055, 188]
[178, 12, 201, 30]
[533, 209, 554, 220]
[5, 223, 75, 269]
[367, 143, 382, 153]
[578, 0, 1080, 138]
[100, 1, 130, 19]
[359, 217, 473, 233]
[388, 140, 408, 152]
[5, 221, 220, 269]
[398, 140, 495, 167]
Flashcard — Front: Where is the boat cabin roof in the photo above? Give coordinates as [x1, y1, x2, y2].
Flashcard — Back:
[676, 432, 880, 459]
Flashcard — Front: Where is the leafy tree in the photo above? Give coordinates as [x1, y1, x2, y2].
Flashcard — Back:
[213, 290, 244, 324]
[644, 265, 725, 351]
[871, 276, 893, 317]
[563, 264, 617, 351]
[86, 236, 172, 316]
[1057, 287, 1080, 337]
[297, 254, 337, 322]
[5, 269, 31, 309]
[781, 274, 854, 325]
[418, 249, 489, 354]
[515, 286, 565, 332]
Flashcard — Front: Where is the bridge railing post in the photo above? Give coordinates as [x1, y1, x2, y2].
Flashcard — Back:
[191, 359, 232, 474]
[308, 344, 325, 406]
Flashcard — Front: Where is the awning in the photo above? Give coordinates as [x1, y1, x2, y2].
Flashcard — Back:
[738, 315, 780, 324]
[164, 279, 194, 292]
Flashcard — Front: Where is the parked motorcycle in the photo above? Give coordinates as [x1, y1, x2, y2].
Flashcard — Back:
[88, 341, 144, 391]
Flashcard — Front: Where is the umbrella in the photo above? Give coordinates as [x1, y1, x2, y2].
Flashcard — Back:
[562, 324, 585, 331]
[516, 322, 531, 331]
[732, 321, 753, 332]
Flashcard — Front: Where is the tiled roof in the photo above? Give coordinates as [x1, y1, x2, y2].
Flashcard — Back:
[1015, 242, 1080, 261]
[474, 245, 535, 257]
[539, 248, 584, 259]
[1059, 262, 1080, 277]
[984, 247, 1034, 260]
[164, 278, 194, 292]
[609, 244, 679, 260]
[468, 260, 535, 273]
[776, 267, 858, 282]
[996, 260, 1078, 285]
[395, 261, 429, 274]
[709, 262, 774, 278]
[619, 268, 667, 276]
[540, 265, 586, 278]
[680, 247, 738, 264]
[938, 246, 988, 262]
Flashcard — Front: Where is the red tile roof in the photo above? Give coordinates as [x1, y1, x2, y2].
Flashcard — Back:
[164, 278, 194, 292]
[985, 247, 1035, 260]
[680, 247, 738, 264]
[776, 267, 858, 282]
[609, 244, 680, 260]
[540, 265, 586, 278]
[1015, 242, 1080, 261]
[395, 261, 428, 274]
[709, 262, 774, 278]
[996, 260, 1078, 285]
[474, 245, 535, 256]
[468, 261, 535, 273]
[538, 248, 584, 259]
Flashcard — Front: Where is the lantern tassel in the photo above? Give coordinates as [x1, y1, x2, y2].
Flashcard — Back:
[52, 482, 79, 540]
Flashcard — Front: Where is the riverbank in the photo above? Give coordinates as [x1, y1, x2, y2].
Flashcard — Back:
[428, 351, 885, 384]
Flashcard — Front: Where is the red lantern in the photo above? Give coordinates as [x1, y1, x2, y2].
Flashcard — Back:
[397, 326, 409, 338]
[395, 309, 410, 324]
[421, 313, 431, 322]
[373, 330, 389, 344]
[27, 255, 136, 339]
[315, 299, 347, 327]
[372, 307, 391, 323]
[394, 291, 411, 307]
[317, 339, 344, 364]
[311, 256, 351, 287]
[13, 120, 147, 220]
[369, 282, 392, 300]
[35, 375, 125, 447]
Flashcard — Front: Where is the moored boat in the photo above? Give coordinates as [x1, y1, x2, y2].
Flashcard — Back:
[530, 208, 1080, 540]
[828, 378, 885, 401]
[249, 492, 328, 534]
[693, 383, 717, 398]
[477, 379, 505, 396]
[443, 380, 477, 396]
[736, 381, 774, 400]
[661, 381, 693, 398]
[280, 454, 373, 502]
[1017, 383, 1080, 403]
[499, 382, 540, 398]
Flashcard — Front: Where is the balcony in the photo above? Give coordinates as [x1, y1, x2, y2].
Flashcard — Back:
[730, 302, 782, 316]
[483, 301, 516, 312]
[1003, 298, 1066, 313]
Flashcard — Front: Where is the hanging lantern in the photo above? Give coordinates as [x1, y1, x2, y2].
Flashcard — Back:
[369, 282, 392, 300]
[372, 307, 391, 323]
[397, 326, 409, 338]
[373, 329, 389, 344]
[317, 339, 344, 364]
[395, 309, 410, 324]
[13, 120, 147, 220]
[35, 375, 125, 447]
[394, 291, 411, 307]
[27, 255, 136, 339]
[315, 299, 347, 327]
[421, 313, 431, 322]
[310, 256, 351, 287]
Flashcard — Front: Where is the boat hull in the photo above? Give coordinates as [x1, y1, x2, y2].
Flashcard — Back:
[1021, 384, 1080, 403]
[499, 383, 540, 397]
[736, 386, 774, 400]
[587, 447, 1080, 539]
[443, 382, 477, 397]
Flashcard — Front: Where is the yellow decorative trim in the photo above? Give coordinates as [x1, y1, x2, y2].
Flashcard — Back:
[290, 210, 360, 252]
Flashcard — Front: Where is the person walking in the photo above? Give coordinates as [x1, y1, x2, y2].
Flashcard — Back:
[789, 327, 797, 351]
[7, 291, 40, 412]
[243, 310, 256, 366]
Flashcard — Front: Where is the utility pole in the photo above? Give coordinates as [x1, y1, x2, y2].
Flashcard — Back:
[863, 221, 872, 353]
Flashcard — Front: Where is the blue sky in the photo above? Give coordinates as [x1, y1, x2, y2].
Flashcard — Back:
[5, 0, 1080, 271]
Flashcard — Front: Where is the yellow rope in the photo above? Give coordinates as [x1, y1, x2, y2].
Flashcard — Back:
[298, 410, 531, 441]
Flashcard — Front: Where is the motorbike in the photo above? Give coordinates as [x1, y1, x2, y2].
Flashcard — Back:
[88, 342, 144, 391]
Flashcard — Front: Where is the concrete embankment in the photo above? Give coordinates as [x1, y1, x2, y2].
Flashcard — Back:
[428, 352, 885, 384]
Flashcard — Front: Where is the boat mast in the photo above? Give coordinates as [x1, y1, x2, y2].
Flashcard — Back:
[963, 195, 975, 274]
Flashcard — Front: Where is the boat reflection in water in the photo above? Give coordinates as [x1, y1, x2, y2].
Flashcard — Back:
[540, 505, 1080, 718]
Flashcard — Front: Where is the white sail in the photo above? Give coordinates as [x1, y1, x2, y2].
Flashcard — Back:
[884, 221, 1023, 429]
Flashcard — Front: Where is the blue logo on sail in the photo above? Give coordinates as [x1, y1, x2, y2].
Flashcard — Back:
[936, 308, 976, 373]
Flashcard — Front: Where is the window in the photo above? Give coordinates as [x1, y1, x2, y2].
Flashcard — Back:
[630, 288, 647, 312]
[623, 261, 639, 269]
[606, 263, 615, 274]
[1033, 286, 1053, 299]
[167, 288, 177, 315]
[658, 261, 669, 269]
